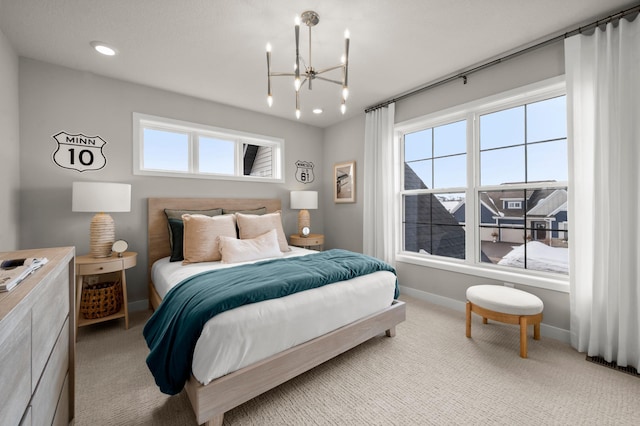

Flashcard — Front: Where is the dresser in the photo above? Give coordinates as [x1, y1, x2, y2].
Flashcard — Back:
[0, 247, 75, 426]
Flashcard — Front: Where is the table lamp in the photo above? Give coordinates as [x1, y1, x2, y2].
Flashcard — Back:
[72, 182, 131, 258]
[290, 191, 318, 237]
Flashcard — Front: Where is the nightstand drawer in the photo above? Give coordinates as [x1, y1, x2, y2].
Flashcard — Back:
[76, 260, 122, 275]
[305, 237, 323, 246]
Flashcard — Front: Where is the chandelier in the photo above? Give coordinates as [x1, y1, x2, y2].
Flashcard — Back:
[266, 10, 350, 119]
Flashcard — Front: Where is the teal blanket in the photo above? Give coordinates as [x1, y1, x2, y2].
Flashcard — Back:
[143, 249, 398, 395]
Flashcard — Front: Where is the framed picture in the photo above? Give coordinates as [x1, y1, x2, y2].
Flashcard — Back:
[334, 160, 356, 203]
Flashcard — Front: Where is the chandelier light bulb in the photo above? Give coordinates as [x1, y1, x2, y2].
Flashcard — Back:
[341, 103, 347, 114]
[344, 29, 350, 39]
[267, 95, 273, 107]
[294, 78, 301, 91]
[342, 87, 349, 100]
[296, 109, 301, 119]
[295, 16, 301, 26]
[266, 43, 272, 53]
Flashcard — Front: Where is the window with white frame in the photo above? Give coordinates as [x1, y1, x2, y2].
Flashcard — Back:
[133, 113, 284, 182]
[505, 200, 523, 209]
[397, 78, 569, 281]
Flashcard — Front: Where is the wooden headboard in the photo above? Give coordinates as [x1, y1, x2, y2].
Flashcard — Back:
[147, 197, 282, 282]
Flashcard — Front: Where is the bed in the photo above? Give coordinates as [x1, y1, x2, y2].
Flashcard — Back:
[146, 198, 406, 426]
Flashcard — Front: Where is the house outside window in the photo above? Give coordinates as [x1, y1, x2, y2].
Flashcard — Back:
[396, 77, 568, 290]
[132, 113, 284, 182]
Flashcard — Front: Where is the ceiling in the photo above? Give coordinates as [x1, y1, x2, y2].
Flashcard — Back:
[0, 0, 636, 128]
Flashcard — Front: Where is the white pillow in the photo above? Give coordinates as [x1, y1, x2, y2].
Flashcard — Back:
[218, 229, 283, 264]
[182, 214, 237, 264]
[235, 211, 291, 252]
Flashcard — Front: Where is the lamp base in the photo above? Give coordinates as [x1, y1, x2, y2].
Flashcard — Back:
[90, 213, 115, 258]
[298, 209, 310, 237]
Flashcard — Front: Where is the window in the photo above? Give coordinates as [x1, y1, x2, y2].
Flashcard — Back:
[133, 113, 283, 182]
[397, 77, 568, 290]
[505, 201, 522, 209]
[403, 120, 467, 259]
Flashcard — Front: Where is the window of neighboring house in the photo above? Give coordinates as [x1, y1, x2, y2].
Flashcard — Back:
[397, 77, 568, 290]
[133, 113, 284, 182]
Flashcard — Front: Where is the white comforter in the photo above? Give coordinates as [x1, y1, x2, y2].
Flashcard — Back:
[151, 247, 397, 385]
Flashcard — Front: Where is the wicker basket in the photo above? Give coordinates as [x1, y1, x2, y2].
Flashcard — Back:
[80, 279, 123, 319]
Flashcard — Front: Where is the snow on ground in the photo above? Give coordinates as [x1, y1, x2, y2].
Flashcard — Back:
[497, 241, 568, 274]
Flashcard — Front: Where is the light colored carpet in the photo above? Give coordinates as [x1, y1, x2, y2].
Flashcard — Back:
[75, 296, 640, 425]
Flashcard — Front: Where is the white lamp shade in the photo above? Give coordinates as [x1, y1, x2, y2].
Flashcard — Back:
[72, 182, 131, 212]
[290, 191, 318, 210]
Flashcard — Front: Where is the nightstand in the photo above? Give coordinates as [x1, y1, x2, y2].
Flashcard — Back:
[75, 251, 137, 338]
[289, 234, 324, 251]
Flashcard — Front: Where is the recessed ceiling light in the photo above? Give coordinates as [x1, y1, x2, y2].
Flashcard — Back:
[313, 108, 323, 114]
[90, 41, 117, 56]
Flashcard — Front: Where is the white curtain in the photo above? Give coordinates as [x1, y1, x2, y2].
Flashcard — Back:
[566, 16, 640, 369]
[363, 103, 396, 265]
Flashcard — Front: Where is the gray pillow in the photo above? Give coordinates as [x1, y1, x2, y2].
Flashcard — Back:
[222, 207, 267, 215]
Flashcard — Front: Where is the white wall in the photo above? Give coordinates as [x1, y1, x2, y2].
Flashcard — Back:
[18, 58, 324, 305]
[0, 27, 20, 251]
[323, 42, 571, 333]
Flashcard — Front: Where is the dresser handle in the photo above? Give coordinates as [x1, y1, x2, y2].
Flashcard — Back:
[98, 267, 103, 270]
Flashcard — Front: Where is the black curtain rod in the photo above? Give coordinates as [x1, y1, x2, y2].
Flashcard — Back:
[365, 4, 640, 113]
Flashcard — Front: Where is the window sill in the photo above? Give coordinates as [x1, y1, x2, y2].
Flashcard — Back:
[395, 252, 569, 293]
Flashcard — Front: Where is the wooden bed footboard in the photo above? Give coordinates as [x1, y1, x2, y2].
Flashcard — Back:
[184, 300, 406, 426]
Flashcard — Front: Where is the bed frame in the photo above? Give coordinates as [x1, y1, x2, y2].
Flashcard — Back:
[147, 197, 406, 426]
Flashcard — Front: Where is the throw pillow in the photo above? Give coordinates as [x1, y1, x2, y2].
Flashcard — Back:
[235, 211, 290, 252]
[182, 214, 237, 264]
[218, 229, 283, 264]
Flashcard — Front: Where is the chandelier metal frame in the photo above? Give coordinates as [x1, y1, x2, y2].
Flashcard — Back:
[266, 11, 350, 119]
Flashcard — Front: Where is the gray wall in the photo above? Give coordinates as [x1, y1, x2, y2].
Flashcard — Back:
[0, 27, 20, 251]
[323, 42, 571, 334]
[18, 58, 324, 306]
[323, 114, 365, 253]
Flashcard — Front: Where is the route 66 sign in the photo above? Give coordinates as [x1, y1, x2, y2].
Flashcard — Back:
[295, 160, 315, 184]
[52, 131, 107, 172]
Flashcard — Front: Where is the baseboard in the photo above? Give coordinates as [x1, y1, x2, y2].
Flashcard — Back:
[398, 285, 571, 344]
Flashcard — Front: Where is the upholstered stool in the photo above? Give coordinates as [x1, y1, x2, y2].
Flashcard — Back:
[465, 285, 543, 358]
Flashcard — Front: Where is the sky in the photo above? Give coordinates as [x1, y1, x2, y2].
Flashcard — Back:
[404, 95, 567, 189]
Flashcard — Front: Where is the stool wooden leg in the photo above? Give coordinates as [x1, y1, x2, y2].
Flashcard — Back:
[466, 302, 472, 338]
[533, 322, 541, 340]
[519, 317, 528, 358]
[482, 317, 488, 324]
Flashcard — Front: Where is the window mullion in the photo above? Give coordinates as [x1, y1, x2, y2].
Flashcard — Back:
[236, 139, 244, 176]
[465, 113, 478, 263]
[191, 133, 199, 173]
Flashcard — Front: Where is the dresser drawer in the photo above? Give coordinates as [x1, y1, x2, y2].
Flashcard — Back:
[31, 319, 69, 426]
[51, 374, 70, 426]
[32, 264, 69, 388]
[19, 406, 31, 426]
[0, 312, 32, 426]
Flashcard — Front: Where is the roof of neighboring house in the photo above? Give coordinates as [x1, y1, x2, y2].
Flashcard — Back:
[527, 189, 568, 217]
[403, 164, 490, 261]
[477, 183, 565, 219]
